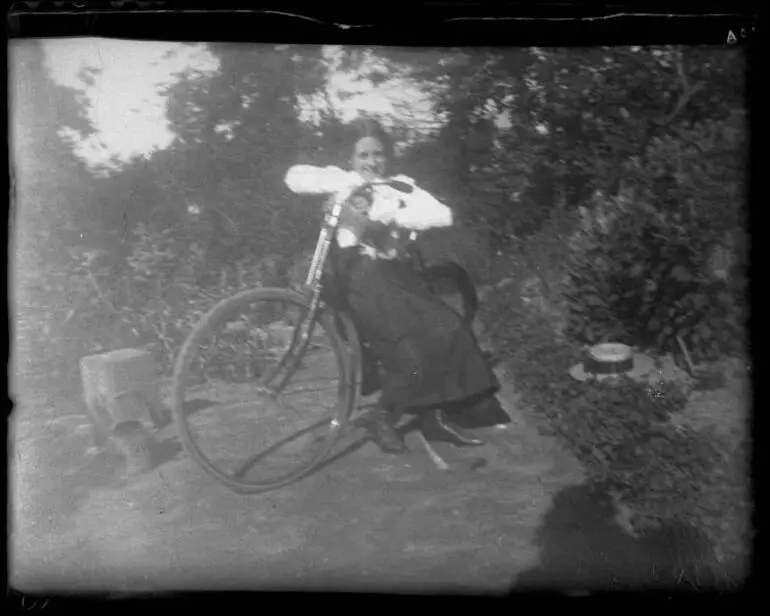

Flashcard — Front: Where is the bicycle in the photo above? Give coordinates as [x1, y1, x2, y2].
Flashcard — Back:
[170, 180, 477, 494]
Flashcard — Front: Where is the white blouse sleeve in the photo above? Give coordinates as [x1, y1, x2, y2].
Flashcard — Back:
[285, 165, 362, 195]
[390, 176, 454, 230]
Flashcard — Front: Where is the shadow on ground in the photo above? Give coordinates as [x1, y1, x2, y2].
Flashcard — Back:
[513, 482, 715, 593]
[13, 388, 730, 594]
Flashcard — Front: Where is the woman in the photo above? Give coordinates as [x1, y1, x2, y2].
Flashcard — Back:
[285, 118, 509, 454]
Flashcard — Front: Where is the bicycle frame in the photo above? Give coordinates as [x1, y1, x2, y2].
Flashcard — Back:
[259, 194, 347, 393]
[262, 184, 424, 396]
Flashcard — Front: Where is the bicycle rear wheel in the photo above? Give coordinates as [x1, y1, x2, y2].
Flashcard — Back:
[170, 288, 358, 494]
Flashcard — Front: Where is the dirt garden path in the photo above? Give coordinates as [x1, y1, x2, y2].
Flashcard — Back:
[11, 358, 598, 594]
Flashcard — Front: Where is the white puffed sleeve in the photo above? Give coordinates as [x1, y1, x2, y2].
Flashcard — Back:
[389, 175, 454, 230]
[285, 165, 364, 195]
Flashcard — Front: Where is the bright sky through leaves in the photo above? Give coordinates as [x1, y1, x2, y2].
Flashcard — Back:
[42, 38, 220, 174]
[296, 46, 440, 137]
[42, 39, 442, 175]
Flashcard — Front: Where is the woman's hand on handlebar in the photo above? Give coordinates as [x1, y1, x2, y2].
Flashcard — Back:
[328, 178, 378, 216]
[339, 176, 412, 202]
[335, 173, 370, 203]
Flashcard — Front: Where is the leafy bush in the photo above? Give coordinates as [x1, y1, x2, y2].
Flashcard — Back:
[13, 215, 301, 394]
[13, 244, 135, 392]
[510, 202, 576, 302]
[124, 225, 281, 375]
[562, 190, 746, 362]
[482, 276, 750, 585]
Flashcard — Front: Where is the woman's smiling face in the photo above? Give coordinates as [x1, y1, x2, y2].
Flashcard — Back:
[351, 136, 388, 181]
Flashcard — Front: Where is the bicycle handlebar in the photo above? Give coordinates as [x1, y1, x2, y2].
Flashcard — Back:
[333, 181, 421, 243]
[336, 177, 413, 204]
[310, 180, 420, 287]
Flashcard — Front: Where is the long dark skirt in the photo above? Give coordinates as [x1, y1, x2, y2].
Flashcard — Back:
[327, 247, 510, 427]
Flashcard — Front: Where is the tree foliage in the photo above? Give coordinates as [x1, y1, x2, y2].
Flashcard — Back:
[11, 41, 747, 388]
[11, 41, 104, 388]
[10, 40, 748, 581]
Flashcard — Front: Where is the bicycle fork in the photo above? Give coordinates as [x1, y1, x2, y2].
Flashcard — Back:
[259, 197, 341, 395]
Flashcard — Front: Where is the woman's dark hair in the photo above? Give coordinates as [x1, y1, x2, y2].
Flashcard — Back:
[345, 116, 395, 161]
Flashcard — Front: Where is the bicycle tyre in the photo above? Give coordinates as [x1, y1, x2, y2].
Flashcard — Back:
[170, 287, 359, 494]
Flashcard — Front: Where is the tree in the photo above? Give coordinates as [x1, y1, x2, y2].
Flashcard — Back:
[11, 40, 100, 280]
[10, 39, 105, 387]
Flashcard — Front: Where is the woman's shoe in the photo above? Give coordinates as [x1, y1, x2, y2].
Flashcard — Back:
[362, 407, 408, 454]
[421, 409, 484, 447]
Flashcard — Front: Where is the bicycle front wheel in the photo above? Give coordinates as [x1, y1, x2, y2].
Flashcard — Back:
[170, 288, 357, 494]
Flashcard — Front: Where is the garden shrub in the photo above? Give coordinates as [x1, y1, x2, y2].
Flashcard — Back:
[511, 202, 577, 307]
[13, 245, 139, 393]
[126, 252, 275, 376]
[25, 223, 287, 381]
[562, 193, 746, 363]
[482, 271, 750, 585]
[16, 216, 317, 393]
